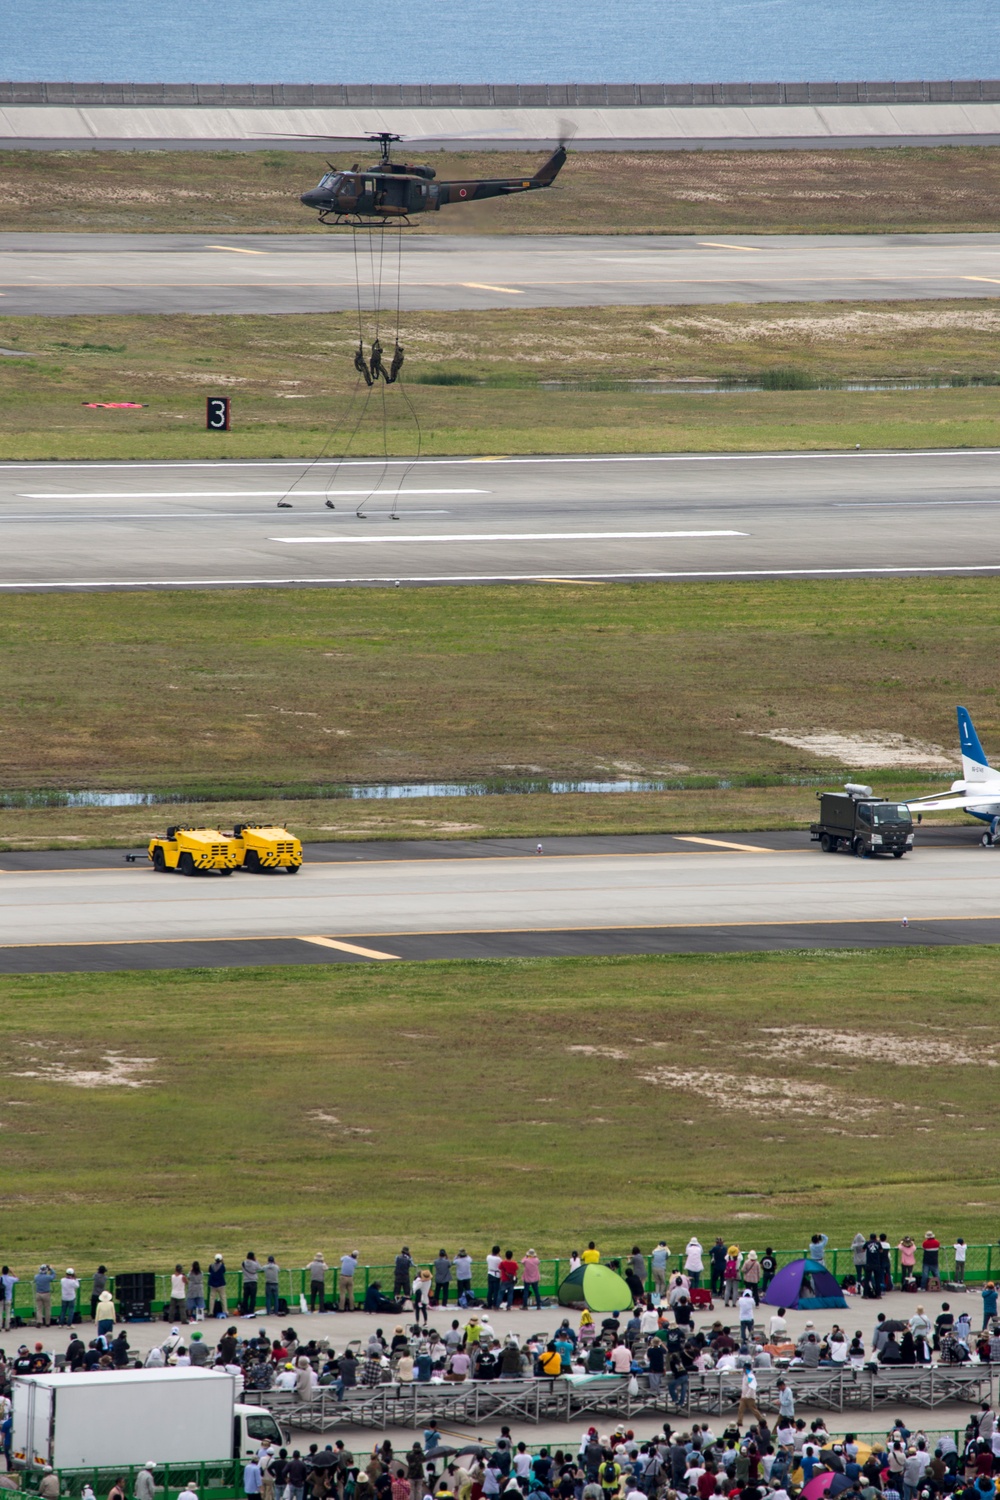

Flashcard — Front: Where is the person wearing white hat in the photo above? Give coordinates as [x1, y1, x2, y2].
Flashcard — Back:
[59, 1269, 80, 1327]
[135, 1464, 157, 1500]
[162, 1325, 183, 1358]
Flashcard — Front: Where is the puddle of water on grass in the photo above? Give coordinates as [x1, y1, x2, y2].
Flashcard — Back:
[539, 377, 1000, 395]
[1, 778, 726, 809]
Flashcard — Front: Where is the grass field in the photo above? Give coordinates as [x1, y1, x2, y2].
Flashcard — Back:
[1, 302, 999, 459]
[3, 948, 999, 1266]
[0, 577, 990, 847]
[3, 146, 1000, 235]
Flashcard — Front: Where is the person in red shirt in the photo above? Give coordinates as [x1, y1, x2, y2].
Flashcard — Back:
[921, 1233, 941, 1290]
[697, 1467, 718, 1500]
[498, 1251, 519, 1310]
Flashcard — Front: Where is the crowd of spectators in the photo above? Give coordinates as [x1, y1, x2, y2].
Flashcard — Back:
[0, 1235, 974, 1332]
[59, 1413, 1000, 1500]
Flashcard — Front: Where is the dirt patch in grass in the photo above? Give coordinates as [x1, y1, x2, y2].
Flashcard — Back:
[8, 1050, 158, 1088]
[640, 1065, 883, 1120]
[756, 730, 958, 769]
[758, 1026, 994, 1068]
[2, 146, 999, 235]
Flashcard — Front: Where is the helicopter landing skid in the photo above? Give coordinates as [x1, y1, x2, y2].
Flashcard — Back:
[319, 212, 414, 228]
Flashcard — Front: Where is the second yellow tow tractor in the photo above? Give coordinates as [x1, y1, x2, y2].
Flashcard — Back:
[230, 823, 303, 874]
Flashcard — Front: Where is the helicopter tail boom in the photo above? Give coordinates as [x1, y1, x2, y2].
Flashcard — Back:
[437, 145, 567, 207]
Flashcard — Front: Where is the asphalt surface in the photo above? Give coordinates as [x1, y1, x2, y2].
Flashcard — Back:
[4, 449, 1000, 589]
[3, 231, 1000, 313]
[3, 828, 999, 973]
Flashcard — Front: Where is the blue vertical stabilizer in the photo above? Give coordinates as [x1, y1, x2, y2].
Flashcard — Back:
[958, 706, 992, 781]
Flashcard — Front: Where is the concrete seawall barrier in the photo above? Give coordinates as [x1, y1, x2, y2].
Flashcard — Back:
[0, 79, 999, 149]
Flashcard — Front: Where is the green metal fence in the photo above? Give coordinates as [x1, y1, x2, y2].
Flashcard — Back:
[21, 1461, 243, 1500]
[8, 1243, 995, 1322]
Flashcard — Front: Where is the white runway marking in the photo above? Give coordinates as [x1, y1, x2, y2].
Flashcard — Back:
[5, 563, 1000, 589]
[21, 489, 488, 499]
[2, 449, 1000, 472]
[1, 510, 453, 521]
[271, 530, 748, 545]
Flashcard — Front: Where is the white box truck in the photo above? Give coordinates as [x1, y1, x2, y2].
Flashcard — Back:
[12, 1368, 283, 1471]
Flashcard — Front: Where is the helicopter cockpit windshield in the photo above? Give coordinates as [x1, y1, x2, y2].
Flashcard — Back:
[318, 172, 343, 190]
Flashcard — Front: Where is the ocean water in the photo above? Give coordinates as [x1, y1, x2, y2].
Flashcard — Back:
[4, 0, 998, 85]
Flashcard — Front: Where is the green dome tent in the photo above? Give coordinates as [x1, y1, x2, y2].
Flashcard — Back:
[558, 1262, 634, 1312]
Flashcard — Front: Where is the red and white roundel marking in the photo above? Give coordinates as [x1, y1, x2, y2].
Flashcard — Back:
[459, 188, 467, 197]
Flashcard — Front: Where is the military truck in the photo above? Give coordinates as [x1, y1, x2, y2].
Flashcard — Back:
[147, 826, 239, 874]
[810, 784, 914, 858]
[231, 822, 303, 873]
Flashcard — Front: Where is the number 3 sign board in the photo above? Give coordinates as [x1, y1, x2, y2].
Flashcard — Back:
[206, 396, 231, 431]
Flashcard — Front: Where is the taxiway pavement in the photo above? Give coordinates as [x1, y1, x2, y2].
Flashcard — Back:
[3, 831, 999, 973]
[3, 449, 1000, 589]
[3, 231, 1000, 312]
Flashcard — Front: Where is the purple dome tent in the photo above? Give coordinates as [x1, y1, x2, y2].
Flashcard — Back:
[762, 1257, 847, 1310]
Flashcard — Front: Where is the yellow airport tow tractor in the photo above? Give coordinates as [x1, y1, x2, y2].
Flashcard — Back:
[230, 823, 303, 874]
[148, 826, 239, 875]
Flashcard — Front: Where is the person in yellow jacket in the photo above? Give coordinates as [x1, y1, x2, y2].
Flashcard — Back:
[539, 1343, 562, 1376]
[581, 1243, 601, 1264]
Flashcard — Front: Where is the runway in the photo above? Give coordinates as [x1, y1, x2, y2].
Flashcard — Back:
[3, 448, 1000, 589]
[2, 829, 998, 973]
[3, 231, 1000, 313]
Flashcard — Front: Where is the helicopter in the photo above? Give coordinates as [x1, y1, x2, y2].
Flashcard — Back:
[297, 130, 567, 226]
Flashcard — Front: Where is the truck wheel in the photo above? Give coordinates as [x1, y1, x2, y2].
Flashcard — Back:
[178, 852, 195, 877]
[820, 833, 832, 852]
[286, 864, 301, 875]
[854, 839, 867, 858]
[244, 849, 261, 872]
[892, 851, 905, 858]
[152, 847, 166, 872]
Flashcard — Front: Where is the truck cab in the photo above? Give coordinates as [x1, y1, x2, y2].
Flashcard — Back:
[234, 1404, 284, 1459]
[810, 783, 914, 858]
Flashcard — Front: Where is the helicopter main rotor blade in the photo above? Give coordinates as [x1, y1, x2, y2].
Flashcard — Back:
[262, 129, 573, 145]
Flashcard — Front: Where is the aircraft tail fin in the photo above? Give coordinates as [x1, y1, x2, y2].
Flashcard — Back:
[532, 145, 567, 186]
[958, 705, 993, 782]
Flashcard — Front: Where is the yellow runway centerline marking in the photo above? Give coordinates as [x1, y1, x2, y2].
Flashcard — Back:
[697, 241, 765, 252]
[299, 935, 400, 960]
[675, 836, 775, 853]
[460, 282, 524, 294]
[205, 244, 269, 255]
[533, 576, 605, 585]
[964, 276, 1000, 284]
